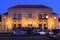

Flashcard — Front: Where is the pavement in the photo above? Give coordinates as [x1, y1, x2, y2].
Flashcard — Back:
[0, 33, 60, 40]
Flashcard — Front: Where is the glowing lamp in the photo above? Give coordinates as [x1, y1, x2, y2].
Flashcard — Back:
[24, 23, 26, 24]
[4, 17, 6, 19]
[51, 23, 53, 24]
[46, 15, 48, 19]
[34, 23, 36, 24]
[7, 23, 9, 24]
[54, 16, 56, 20]
[59, 24, 60, 26]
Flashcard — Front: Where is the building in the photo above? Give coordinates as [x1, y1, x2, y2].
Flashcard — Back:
[0, 5, 59, 32]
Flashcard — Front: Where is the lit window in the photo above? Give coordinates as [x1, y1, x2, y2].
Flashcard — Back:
[28, 14, 32, 18]
[38, 14, 42, 19]
[46, 15, 48, 19]
[54, 16, 56, 20]
[18, 14, 22, 20]
[13, 14, 16, 20]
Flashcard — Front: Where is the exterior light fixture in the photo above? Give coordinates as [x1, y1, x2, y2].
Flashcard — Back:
[46, 15, 48, 19]
[51, 23, 53, 24]
[45, 24, 48, 27]
[24, 23, 26, 24]
[28, 22, 32, 24]
[54, 16, 56, 20]
[34, 23, 36, 24]
[59, 24, 60, 26]
[7, 23, 9, 24]
[4, 17, 6, 19]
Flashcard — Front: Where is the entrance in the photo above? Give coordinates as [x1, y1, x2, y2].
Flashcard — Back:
[28, 24, 32, 28]
[44, 24, 48, 30]
[28, 22, 32, 28]
[39, 24, 42, 29]
[12, 24, 16, 30]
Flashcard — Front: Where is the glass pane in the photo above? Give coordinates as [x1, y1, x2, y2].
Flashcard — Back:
[18, 14, 22, 20]
[28, 14, 32, 18]
[13, 14, 16, 20]
[44, 14, 47, 19]
[38, 14, 42, 19]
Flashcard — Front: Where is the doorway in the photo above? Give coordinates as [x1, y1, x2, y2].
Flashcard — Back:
[44, 24, 48, 30]
[28, 24, 32, 28]
[39, 24, 42, 29]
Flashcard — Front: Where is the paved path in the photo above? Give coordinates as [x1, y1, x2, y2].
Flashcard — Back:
[0, 33, 60, 40]
[0, 35, 53, 40]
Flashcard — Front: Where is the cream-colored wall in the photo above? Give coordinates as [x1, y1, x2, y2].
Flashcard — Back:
[8, 8, 53, 30]
[1, 8, 59, 32]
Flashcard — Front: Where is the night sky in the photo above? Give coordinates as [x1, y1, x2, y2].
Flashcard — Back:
[0, 0, 60, 18]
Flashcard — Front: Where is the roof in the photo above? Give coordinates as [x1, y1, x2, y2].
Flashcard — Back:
[9, 5, 52, 9]
[58, 18, 60, 22]
[52, 13, 57, 15]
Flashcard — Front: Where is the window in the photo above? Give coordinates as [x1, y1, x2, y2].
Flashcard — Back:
[18, 14, 22, 20]
[39, 24, 42, 29]
[13, 14, 16, 20]
[38, 14, 42, 19]
[44, 24, 48, 30]
[44, 14, 46, 19]
[28, 14, 32, 18]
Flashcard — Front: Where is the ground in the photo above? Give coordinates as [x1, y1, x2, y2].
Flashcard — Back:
[0, 33, 60, 40]
[0, 35, 60, 40]
[0, 36, 53, 40]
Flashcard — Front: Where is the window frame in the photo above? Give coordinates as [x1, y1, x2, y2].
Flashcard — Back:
[12, 14, 17, 20]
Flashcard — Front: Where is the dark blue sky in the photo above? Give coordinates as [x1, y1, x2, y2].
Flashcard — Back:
[0, 0, 60, 18]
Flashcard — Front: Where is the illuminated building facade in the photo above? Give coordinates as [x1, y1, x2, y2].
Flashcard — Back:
[0, 5, 59, 32]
